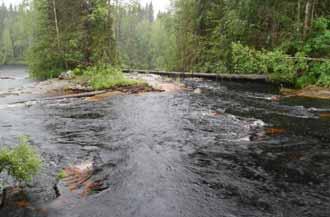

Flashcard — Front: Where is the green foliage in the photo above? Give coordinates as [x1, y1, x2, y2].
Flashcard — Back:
[150, 15, 178, 71]
[295, 61, 330, 88]
[81, 64, 139, 90]
[57, 170, 66, 180]
[232, 42, 297, 83]
[315, 61, 330, 87]
[265, 51, 297, 83]
[114, 2, 330, 88]
[232, 41, 330, 87]
[296, 74, 318, 88]
[27, 0, 64, 79]
[167, 0, 330, 88]
[3, 0, 329, 89]
[0, 2, 32, 64]
[232, 42, 262, 74]
[303, 17, 330, 58]
[28, 0, 116, 80]
[0, 136, 42, 185]
[115, 2, 155, 70]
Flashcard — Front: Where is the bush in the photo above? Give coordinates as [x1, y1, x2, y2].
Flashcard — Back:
[303, 17, 330, 58]
[232, 42, 262, 74]
[0, 136, 42, 207]
[232, 42, 298, 83]
[0, 136, 41, 185]
[315, 61, 330, 87]
[266, 50, 297, 83]
[294, 60, 330, 88]
[80, 64, 140, 90]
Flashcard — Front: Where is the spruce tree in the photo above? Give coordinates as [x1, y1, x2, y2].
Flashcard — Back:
[28, 0, 117, 79]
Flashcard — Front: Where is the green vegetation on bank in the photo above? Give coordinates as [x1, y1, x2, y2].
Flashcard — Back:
[27, 0, 116, 80]
[232, 42, 330, 87]
[232, 17, 330, 87]
[0, 3, 32, 64]
[75, 64, 140, 90]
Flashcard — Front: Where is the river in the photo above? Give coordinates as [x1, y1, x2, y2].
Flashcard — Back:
[0, 65, 329, 217]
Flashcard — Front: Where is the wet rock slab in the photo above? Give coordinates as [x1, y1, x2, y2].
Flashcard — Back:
[125, 73, 186, 92]
[0, 185, 53, 217]
[281, 86, 330, 99]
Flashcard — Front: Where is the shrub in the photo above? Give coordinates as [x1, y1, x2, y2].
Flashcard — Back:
[303, 17, 330, 58]
[232, 42, 297, 83]
[232, 42, 262, 74]
[296, 74, 318, 88]
[316, 61, 330, 87]
[0, 136, 41, 184]
[0, 136, 41, 207]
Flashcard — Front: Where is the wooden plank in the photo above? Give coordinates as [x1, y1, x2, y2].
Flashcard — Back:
[123, 69, 269, 82]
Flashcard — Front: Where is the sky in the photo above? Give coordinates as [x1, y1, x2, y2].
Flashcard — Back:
[1, 0, 171, 13]
[140, 0, 171, 13]
[1, 0, 20, 6]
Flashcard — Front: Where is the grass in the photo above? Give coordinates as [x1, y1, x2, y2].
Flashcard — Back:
[75, 64, 141, 90]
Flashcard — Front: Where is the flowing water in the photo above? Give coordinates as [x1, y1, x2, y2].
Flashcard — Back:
[0, 66, 330, 217]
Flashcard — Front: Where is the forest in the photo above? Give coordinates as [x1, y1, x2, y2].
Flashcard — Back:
[0, 0, 330, 87]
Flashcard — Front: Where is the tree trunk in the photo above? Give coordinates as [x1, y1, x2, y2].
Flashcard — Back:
[303, 0, 311, 39]
[52, 0, 60, 49]
[82, 1, 92, 66]
[52, 0, 68, 69]
[297, 0, 301, 33]
[311, 0, 318, 26]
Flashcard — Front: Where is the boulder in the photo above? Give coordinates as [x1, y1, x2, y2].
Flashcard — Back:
[194, 88, 202, 94]
[58, 71, 74, 80]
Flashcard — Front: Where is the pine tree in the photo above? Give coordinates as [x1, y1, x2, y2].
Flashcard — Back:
[148, 2, 154, 23]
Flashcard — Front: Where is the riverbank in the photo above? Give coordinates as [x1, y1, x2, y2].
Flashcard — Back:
[2, 66, 330, 103]
[124, 69, 330, 100]
[0, 71, 187, 107]
[123, 69, 269, 82]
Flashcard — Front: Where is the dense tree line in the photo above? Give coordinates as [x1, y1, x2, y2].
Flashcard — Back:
[0, 1, 32, 64]
[173, 0, 330, 73]
[28, 0, 117, 79]
[1, 0, 330, 86]
[114, 1, 176, 70]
